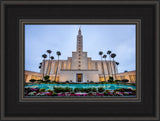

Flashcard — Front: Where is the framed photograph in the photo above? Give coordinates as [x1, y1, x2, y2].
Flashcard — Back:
[20, 19, 140, 102]
[1, 0, 159, 120]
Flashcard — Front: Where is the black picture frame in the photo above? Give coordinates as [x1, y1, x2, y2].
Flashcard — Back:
[0, 0, 159, 121]
[19, 19, 141, 102]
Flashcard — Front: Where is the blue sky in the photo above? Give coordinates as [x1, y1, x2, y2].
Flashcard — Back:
[25, 25, 136, 73]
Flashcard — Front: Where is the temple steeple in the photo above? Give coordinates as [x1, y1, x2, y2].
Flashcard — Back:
[77, 27, 83, 52]
[78, 26, 81, 35]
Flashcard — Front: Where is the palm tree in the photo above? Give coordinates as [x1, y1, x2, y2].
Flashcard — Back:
[111, 53, 116, 80]
[124, 70, 128, 72]
[107, 50, 112, 78]
[50, 56, 54, 60]
[46, 50, 52, 75]
[54, 51, 61, 82]
[39, 66, 41, 69]
[39, 62, 42, 69]
[99, 51, 106, 81]
[42, 54, 47, 79]
[115, 62, 119, 74]
[103, 54, 109, 81]
[47, 50, 52, 58]
[49, 56, 54, 75]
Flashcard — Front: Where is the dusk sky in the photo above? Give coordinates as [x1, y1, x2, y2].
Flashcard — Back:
[25, 25, 136, 73]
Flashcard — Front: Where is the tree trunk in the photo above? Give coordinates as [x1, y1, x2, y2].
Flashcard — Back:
[43, 59, 45, 80]
[110, 57, 113, 78]
[113, 59, 116, 80]
[54, 56, 59, 82]
[48, 54, 51, 75]
[46, 54, 51, 76]
[101, 56, 106, 81]
[105, 59, 109, 80]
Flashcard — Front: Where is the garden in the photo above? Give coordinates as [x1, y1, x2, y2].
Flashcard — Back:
[25, 75, 136, 97]
[24, 86, 136, 97]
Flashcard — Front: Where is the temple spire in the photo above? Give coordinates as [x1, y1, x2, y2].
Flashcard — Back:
[78, 26, 81, 35]
[77, 27, 83, 52]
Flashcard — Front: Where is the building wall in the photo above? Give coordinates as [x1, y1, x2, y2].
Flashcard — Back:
[116, 71, 136, 83]
[59, 70, 99, 82]
[25, 70, 136, 83]
[39, 58, 119, 83]
[25, 71, 42, 83]
[40, 59, 117, 75]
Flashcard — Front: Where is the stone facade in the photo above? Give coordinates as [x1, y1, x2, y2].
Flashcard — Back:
[25, 70, 136, 83]
[25, 28, 136, 83]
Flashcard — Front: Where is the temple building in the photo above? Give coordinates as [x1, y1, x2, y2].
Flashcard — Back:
[25, 28, 136, 83]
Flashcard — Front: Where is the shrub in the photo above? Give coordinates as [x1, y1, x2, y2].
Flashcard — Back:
[79, 88, 84, 92]
[115, 88, 125, 92]
[53, 87, 64, 93]
[74, 88, 84, 92]
[47, 89, 52, 92]
[39, 88, 45, 92]
[40, 80, 45, 83]
[71, 92, 75, 94]
[99, 81, 106, 84]
[29, 79, 36, 83]
[74, 88, 80, 92]
[52, 92, 57, 96]
[52, 80, 57, 83]
[46, 80, 51, 83]
[37, 79, 43, 83]
[35, 88, 40, 92]
[84, 88, 92, 93]
[115, 80, 121, 83]
[64, 87, 72, 92]
[87, 92, 93, 96]
[62, 92, 65, 94]
[104, 92, 108, 96]
[132, 89, 136, 92]
[98, 87, 105, 92]
[109, 76, 114, 81]
[115, 88, 134, 92]
[53, 87, 72, 93]
[88, 88, 92, 92]
[92, 87, 97, 92]
[108, 80, 113, 83]
[24, 87, 32, 93]
[43, 75, 50, 81]
[65, 81, 69, 83]
[130, 83, 136, 86]
[90, 81, 94, 83]
[121, 79, 129, 83]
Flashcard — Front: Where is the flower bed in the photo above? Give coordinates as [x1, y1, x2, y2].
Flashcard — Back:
[24, 87, 136, 97]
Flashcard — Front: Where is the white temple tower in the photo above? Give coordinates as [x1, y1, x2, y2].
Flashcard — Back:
[40, 27, 117, 82]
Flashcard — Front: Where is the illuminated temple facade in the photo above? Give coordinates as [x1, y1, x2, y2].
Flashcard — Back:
[25, 28, 136, 83]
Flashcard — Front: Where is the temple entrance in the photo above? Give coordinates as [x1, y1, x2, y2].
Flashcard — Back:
[76, 73, 83, 82]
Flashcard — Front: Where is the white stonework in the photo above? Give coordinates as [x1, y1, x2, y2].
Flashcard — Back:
[25, 28, 136, 83]
[39, 27, 118, 82]
[59, 70, 99, 83]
